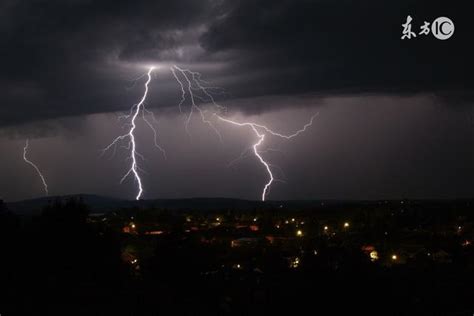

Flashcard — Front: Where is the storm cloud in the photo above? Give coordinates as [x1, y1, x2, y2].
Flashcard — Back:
[0, 0, 472, 127]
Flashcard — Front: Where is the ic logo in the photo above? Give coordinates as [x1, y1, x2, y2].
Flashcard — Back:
[401, 15, 455, 40]
[431, 17, 454, 40]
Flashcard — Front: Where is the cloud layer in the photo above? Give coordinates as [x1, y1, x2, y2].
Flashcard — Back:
[0, 0, 472, 127]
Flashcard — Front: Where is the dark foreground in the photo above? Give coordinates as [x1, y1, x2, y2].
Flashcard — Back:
[1, 198, 473, 315]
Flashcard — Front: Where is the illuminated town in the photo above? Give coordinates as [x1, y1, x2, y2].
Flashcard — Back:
[1, 197, 473, 314]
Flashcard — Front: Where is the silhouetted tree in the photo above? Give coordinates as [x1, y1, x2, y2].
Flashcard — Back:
[41, 196, 89, 229]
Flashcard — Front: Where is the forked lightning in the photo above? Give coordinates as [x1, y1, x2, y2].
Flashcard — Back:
[102, 65, 316, 202]
[23, 139, 49, 195]
[102, 67, 165, 200]
[216, 114, 318, 201]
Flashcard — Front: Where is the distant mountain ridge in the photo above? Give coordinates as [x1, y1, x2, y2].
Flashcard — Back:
[6, 194, 271, 215]
[6, 194, 129, 215]
[6, 194, 474, 216]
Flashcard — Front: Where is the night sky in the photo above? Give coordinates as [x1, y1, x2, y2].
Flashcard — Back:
[1, 0, 473, 201]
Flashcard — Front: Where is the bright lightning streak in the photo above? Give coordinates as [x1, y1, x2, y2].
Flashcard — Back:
[23, 139, 49, 196]
[170, 65, 225, 140]
[102, 66, 165, 200]
[169, 65, 317, 201]
[216, 113, 318, 201]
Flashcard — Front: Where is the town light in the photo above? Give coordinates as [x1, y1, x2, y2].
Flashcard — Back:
[290, 257, 300, 268]
[370, 250, 379, 262]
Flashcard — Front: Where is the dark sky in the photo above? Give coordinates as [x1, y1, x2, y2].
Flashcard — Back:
[1, 0, 473, 201]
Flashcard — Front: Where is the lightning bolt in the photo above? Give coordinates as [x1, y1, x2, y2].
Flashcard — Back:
[170, 65, 225, 140]
[23, 139, 49, 196]
[168, 65, 317, 201]
[102, 66, 165, 200]
[215, 113, 318, 201]
[101, 64, 316, 202]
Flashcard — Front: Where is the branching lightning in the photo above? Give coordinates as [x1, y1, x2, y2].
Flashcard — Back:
[170, 65, 225, 140]
[169, 65, 317, 201]
[101, 64, 316, 202]
[215, 113, 318, 201]
[102, 66, 165, 200]
[23, 139, 49, 196]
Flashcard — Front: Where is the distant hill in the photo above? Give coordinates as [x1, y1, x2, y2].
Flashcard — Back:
[6, 194, 269, 215]
[5, 194, 336, 216]
[7, 194, 474, 217]
[5, 194, 132, 216]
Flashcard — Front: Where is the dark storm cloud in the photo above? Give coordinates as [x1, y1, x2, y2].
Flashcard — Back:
[200, 0, 474, 98]
[0, 0, 473, 128]
[0, 0, 213, 127]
